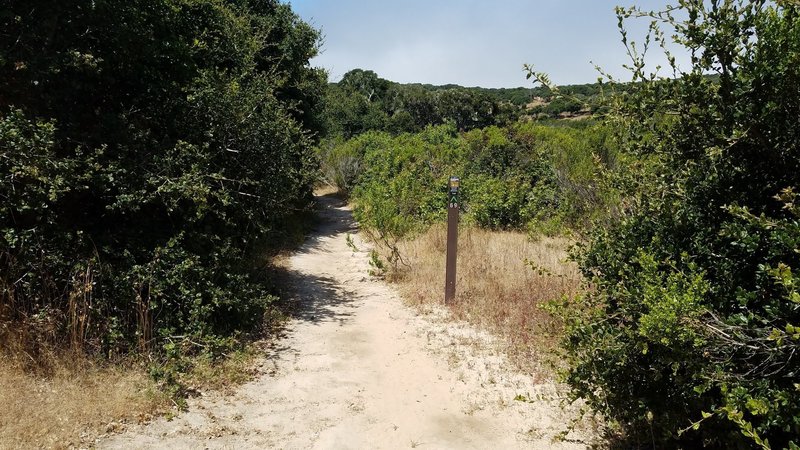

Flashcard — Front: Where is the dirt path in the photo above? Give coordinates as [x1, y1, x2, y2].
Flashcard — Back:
[101, 195, 591, 449]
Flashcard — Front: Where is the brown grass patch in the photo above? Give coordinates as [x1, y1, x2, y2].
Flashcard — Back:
[179, 346, 263, 394]
[0, 355, 169, 450]
[386, 224, 582, 378]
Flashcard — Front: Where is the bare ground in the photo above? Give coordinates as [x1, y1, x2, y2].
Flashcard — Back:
[99, 194, 594, 449]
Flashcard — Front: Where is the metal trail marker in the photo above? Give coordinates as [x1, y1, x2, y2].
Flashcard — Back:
[445, 176, 460, 304]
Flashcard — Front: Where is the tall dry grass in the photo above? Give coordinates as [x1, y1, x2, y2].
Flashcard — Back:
[0, 268, 187, 449]
[386, 224, 582, 378]
[0, 356, 169, 450]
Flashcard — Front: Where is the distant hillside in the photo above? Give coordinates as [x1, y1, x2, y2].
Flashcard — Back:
[407, 82, 607, 107]
[409, 84, 539, 106]
[322, 69, 611, 138]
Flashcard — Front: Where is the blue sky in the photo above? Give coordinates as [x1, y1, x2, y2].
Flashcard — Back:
[289, 1, 685, 88]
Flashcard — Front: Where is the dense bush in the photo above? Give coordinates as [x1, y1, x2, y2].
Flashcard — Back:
[320, 121, 615, 245]
[554, 2, 800, 447]
[351, 126, 462, 260]
[0, 0, 324, 359]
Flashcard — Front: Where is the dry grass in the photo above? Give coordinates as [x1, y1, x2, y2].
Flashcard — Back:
[0, 325, 268, 449]
[386, 224, 582, 378]
[0, 355, 170, 450]
[0, 308, 266, 449]
[0, 313, 169, 448]
[180, 346, 263, 394]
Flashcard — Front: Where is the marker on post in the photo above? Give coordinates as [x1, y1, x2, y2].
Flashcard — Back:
[445, 176, 460, 304]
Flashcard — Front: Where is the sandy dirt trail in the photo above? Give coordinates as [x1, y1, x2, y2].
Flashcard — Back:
[101, 195, 591, 449]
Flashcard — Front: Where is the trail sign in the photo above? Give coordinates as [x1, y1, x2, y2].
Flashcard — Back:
[445, 177, 460, 303]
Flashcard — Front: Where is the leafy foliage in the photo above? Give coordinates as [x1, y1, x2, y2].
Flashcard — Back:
[552, 1, 800, 447]
[0, 0, 324, 359]
[322, 121, 616, 248]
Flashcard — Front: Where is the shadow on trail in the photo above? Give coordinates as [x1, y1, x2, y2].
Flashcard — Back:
[270, 192, 361, 329]
[278, 271, 359, 325]
[291, 192, 358, 255]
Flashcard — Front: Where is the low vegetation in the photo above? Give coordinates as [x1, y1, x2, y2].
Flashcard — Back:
[0, 358, 168, 449]
[320, 121, 617, 243]
[388, 225, 580, 379]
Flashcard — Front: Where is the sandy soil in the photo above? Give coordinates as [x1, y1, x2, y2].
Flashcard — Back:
[100, 194, 593, 449]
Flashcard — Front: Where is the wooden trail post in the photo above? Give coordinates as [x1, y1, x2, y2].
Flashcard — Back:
[445, 176, 460, 304]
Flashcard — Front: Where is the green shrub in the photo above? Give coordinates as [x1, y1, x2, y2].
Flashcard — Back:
[0, 0, 323, 358]
[352, 126, 463, 253]
[464, 175, 529, 229]
[317, 131, 393, 195]
[333, 120, 616, 238]
[553, 2, 800, 447]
